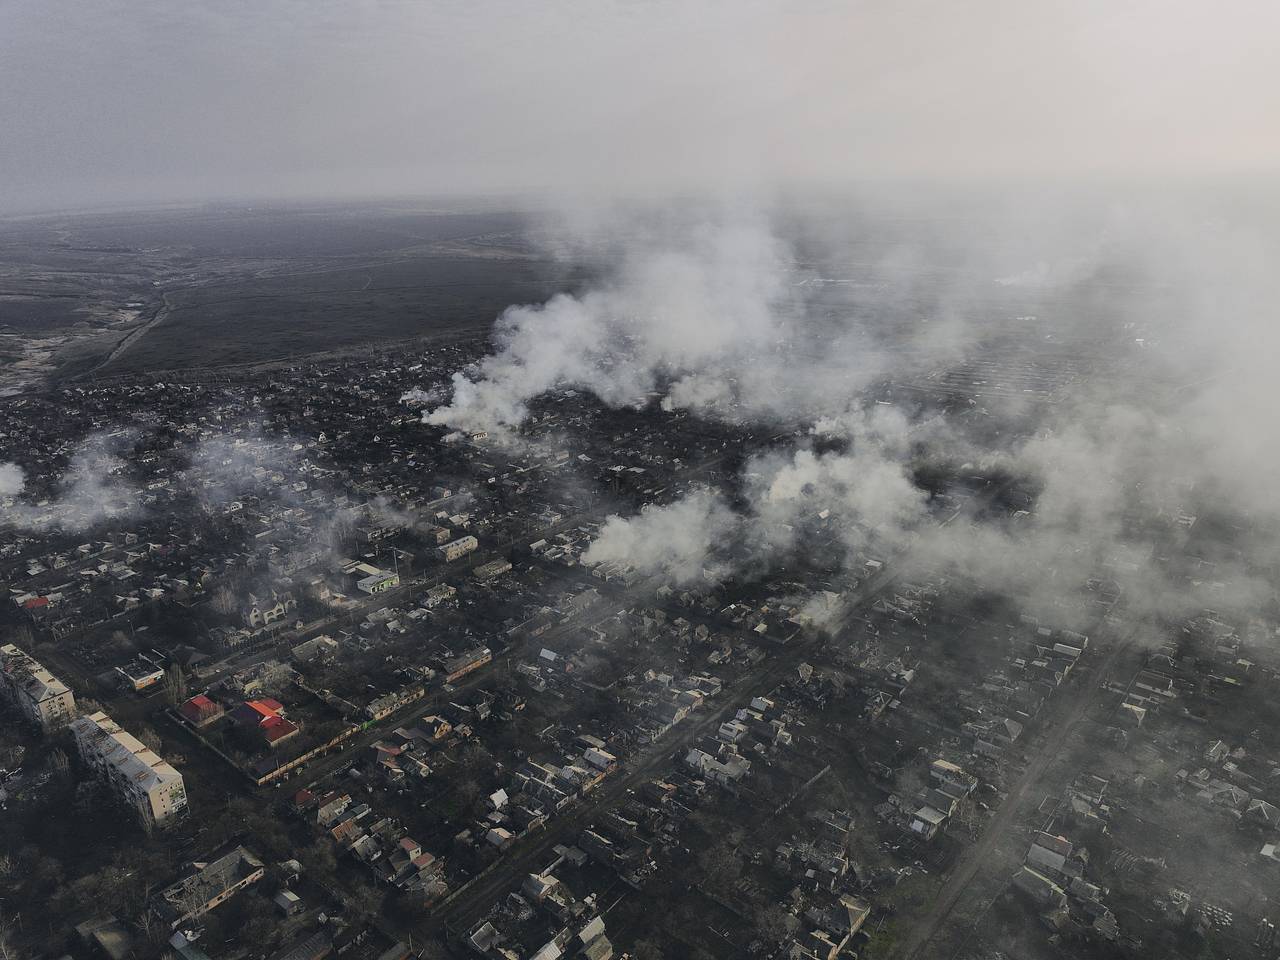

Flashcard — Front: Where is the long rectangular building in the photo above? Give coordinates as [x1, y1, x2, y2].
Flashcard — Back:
[444, 646, 492, 684]
[71, 710, 188, 830]
[438, 535, 478, 562]
[0, 643, 75, 731]
[154, 845, 264, 929]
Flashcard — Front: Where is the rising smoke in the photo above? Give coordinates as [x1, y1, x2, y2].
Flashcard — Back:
[0, 462, 24, 497]
[413, 188, 1280, 631]
[583, 488, 737, 588]
[0, 434, 138, 532]
[425, 212, 805, 433]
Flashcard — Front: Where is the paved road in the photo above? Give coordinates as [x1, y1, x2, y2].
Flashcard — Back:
[896, 626, 1138, 960]
[80, 293, 174, 378]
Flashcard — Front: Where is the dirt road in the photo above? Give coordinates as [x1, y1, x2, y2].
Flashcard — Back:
[896, 629, 1137, 960]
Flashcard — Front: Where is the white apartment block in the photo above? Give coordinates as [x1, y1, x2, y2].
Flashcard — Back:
[71, 711, 188, 830]
[438, 535, 479, 562]
[0, 643, 76, 731]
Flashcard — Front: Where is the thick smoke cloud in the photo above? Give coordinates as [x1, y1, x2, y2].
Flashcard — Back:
[581, 400, 934, 587]
[584, 489, 737, 587]
[3, 0, 1276, 644]
[421, 201, 994, 436]
[520, 194, 1280, 637]
[426, 215, 805, 433]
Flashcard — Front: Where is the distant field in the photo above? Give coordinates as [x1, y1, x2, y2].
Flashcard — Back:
[97, 254, 587, 375]
[0, 295, 95, 330]
[54, 205, 537, 258]
[0, 202, 599, 381]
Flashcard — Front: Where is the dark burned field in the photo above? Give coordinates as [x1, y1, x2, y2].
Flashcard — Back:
[0, 203, 593, 381]
[99, 255, 584, 376]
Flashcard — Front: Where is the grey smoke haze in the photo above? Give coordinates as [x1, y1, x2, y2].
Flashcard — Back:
[0, 435, 138, 532]
[184, 435, 302, 505]
[3, 433, 299, 533]
[3, 1, 1279, 213]
[534, 196, 1280, 631]
[0, 463, 24, 497]
[583, 488, 736, 588]
[5, 0, 1280, 638]
[426, 211, 815, 433]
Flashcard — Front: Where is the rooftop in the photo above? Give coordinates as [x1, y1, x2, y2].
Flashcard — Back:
[73, 711, 183, 794]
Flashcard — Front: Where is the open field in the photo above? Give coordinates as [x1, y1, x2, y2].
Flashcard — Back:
[0, 202, 591, 386]
[96, 255, 583, 376]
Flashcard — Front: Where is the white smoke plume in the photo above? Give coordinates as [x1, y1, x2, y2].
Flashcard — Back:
[400, 386, 447, 408]
[417, 189, 1280, 636]
[585, 406, 932, 586]
[424, 212, 807, 434]
[583, 488, 738, 587]
[749, 445, 928, 557]
[416, 195, 1021, 438]
[0, 434, 138, 532]
[795, 590, 849, 633]
[0, 462, 24, 496]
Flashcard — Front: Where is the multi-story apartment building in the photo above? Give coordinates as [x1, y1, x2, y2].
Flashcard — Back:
[0, 643, 76, 731]
[438, 535, 479, 562]
[71, 711, 188, 830]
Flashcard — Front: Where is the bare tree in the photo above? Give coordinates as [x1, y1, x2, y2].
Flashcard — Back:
[107, 629, 133, 655]
[415, 939, 451, 960]
[212, 587, 237, 617]
[163, 664, 187, 707]
[138, 726, 163, 753]
[0, 919, 18, 960]
[46, 748, 70, 778]
[4, 625, 33, 648]
[454, 776, 482, 808]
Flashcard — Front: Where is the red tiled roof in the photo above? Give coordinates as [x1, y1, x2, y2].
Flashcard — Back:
[232, 699, 297, 742]
[179, 694, 222, 722]
[260, 715, 299, 742]
[244, 698, 284, 719]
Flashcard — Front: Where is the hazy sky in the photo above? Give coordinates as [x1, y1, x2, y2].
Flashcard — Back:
[2, 0, 1278, 213]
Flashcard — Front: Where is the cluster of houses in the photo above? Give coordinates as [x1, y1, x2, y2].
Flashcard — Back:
[771, 809, 875, 958]
[466, 734, 623, 855]
[179, 690, 302, 749]
[1012, 829, 1120, 942]
[465, 867, 616, 960]
[898, 759, 980, 842]
[683, 694, 792, 791]
[303, 788, 449, 900]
